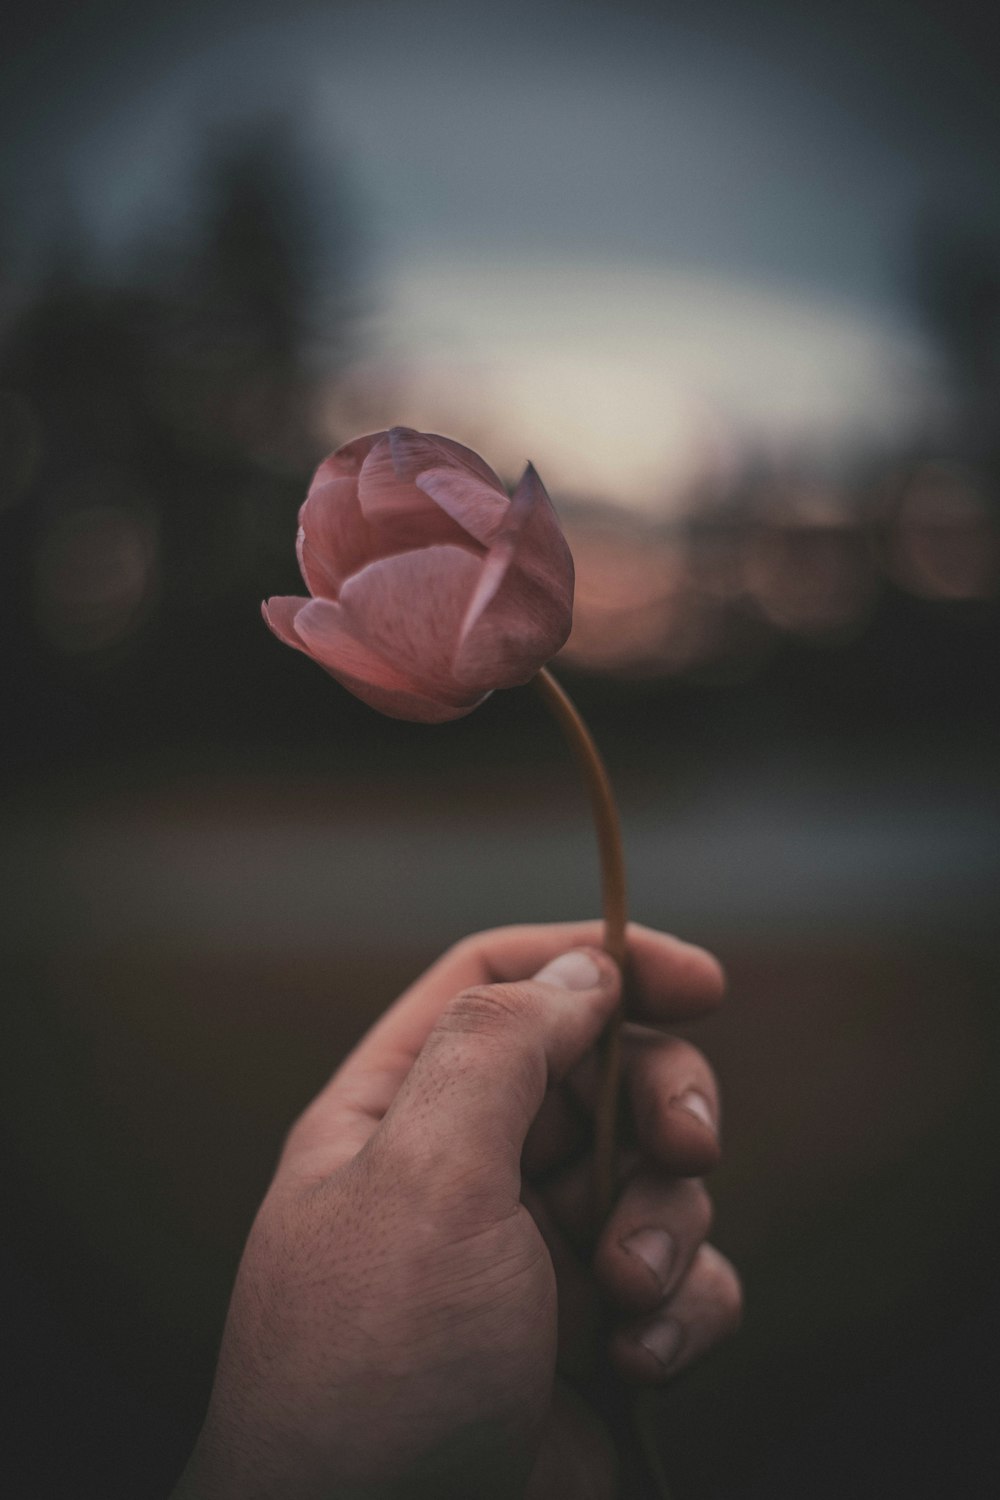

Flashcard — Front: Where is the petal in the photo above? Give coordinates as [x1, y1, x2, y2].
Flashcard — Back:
[261, 595, 310, 651]
[295, 599, 481, 720]
[325, 431, 386, 476]
[388, 427, 507, 495]
[336, 545, 485, 694]
[293, 571, 488, 723]
[503, 462, 576, 600]
[415, 464, 510, 547]
[357, 431, 475, 550]
[297, 466, 384, 598]
[357, 427, 510, 551]
[454, 463, 575, 689]
[340, 677, 488, 723]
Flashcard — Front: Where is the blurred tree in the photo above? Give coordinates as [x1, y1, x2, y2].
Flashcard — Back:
[157, 116, 355, 470]
[913, 214, 1000, 469]
[0, 116, 359, 769]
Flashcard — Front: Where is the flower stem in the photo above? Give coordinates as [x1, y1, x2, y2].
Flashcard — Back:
[532, 667, 626, 1217]
[532, 668, 672, 1500]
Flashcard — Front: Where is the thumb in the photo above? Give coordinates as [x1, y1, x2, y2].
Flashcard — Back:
[373, 948, 620, 1201]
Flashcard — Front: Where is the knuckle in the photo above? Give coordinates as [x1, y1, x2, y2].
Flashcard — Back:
[441, 981, 541, 1037]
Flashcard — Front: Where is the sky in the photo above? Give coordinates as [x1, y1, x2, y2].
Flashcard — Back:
[3, 0, 998, 505]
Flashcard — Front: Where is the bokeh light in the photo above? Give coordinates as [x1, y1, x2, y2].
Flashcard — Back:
[889, 463, 1000, 601]
[742, 487, 880, 639]
[33, 498, 159, 654]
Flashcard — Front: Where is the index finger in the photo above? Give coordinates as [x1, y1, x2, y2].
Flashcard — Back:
[336, 921, 724, 1104]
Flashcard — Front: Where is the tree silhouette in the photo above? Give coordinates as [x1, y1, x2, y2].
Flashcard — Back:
[913, 213, 1000, 466]
[0, 115, 360, 766]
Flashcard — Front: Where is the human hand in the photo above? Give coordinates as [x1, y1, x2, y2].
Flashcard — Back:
[174, 923, 741, 1500]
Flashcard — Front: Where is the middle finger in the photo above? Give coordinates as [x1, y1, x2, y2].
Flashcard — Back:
[569, 1026, 721, 1175]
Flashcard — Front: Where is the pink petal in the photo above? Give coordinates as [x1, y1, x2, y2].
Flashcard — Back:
[324, 431, 386, 476]
[415, 465, 510, 547]
[288, 547, 489, 721]
[337, 677, 487, 723]
[261, 595, 310, 651]
[454, 463, 574, 689]
[336, 545, 484, 694]
[356, 432, 474, 550]
[504, 463, 576, 598]
[357, 428, 509, 551]
[297, 468, 384, 599]
[388, 427, 508, 494]
[292, 598, 480, 720]
[265, 594, 473, 718]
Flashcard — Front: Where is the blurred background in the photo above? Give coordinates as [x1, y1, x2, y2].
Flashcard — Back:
[2, 1, 998, 1495]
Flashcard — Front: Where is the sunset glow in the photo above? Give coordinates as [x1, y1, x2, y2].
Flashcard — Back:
[323, 257, 938, 514]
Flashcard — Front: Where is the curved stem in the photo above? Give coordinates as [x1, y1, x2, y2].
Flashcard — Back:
[532, 667, 626, 1216]
[532, 668, 672, 1500]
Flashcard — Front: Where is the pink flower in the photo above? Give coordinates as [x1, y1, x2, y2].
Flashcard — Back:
[263, 427, 574, 722]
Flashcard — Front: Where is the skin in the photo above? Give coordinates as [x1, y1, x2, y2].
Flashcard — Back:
[173, 922, 742, 1500]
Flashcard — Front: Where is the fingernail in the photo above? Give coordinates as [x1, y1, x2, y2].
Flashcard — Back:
[674, 1088, 716, 1135]
[637, 1315, 684, 1371]
[621, 1228, 674, 1294]
[534, 950, 603, 991]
